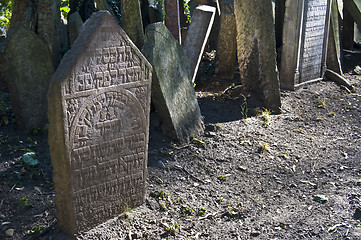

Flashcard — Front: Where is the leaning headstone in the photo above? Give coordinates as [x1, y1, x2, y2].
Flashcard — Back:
[183, 5, 216, 83]
[121, 0, 145, 49]
[234, 0, 281, 113]
[165, 0, 182, 42]
[343, 6, 354, 50]
[68, 11, 84, 46]
[327, 0, 343, 74]
[142, 23, 204, 143]
[279, 0, 332, 90]
[38, 0, 62, 67]
[214, 0, 237, 80]
[48, 11, 152, 236]
[0, 23, 54, 131]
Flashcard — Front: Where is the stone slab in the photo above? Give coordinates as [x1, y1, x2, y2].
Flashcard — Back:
[327, 0, 343, 74]
[279, 0, 332, 90]
[214, 0, 236, 80]
[165, 0, 182, 42]
[121, 0, 145, 49]
[183, 5, 216, 83]
[142, 23, 204, 143]
[68, 11, 84, 46]
[38, 0, 62, 68]
[48, 11, 152, 236]
[234, 0, 281, 112]
[0, 23, 54, 132]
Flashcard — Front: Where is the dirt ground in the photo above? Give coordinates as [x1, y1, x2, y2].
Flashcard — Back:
[0, 49, 361, 239]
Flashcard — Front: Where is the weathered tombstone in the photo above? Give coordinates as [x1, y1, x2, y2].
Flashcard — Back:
[68, 11, 84, 46]
[48, 11, 152, 236]
[38, 0, 62, 68]
[0, 23, 54, 131]
[279, 0, 332, 90]
[234, 0, 281, 113]
[343, 6, 355, 50]
[214, 0, 236, 80]
[327, 0, 343, 74]
[183, 5, 216, 83]
[165, 0, 182, 43]
[121, 0, 145, 49]
[275, 0, 286, 49]
[142, 23, 204, 143]
[9, 0, 27, 29]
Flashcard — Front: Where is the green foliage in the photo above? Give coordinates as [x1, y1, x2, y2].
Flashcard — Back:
[19, 195, 33, 207]
[60, 0, 70, 19]
[0, 0, 13, 35]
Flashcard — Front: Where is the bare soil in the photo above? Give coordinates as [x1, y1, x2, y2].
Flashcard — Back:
[0, 51, 361, 240]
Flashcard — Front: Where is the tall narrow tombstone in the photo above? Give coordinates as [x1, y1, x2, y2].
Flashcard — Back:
[279, 0, 332, 90]
[68, 11, 84, 46]
[183, 5, 216, 83]
[214, 0, 236, 80]
[121, 0, 145, 49]
[142, 23, 204, 143]
[38, 0, 62, 68]
[48, 11, 152, 236]
[234, 0, 281, 113]
[327, 0, 343, 74]
[275, 0, 286, 49]
[165, 0, 182, 42]
[0, 23, 54, 131]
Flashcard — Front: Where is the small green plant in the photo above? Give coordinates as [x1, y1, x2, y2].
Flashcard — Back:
[258, 109, 271, 128]
[26, 225, 44, 235]
[216, 197, 224, 203]
[180, 204, 194, 215]
[259, 141, 270, 153]
[19, 195, 33, 207]
[164, 222, 179, 236]
[218, 175, 227, 182]
[317, 98, 327, 108]
[240, 96, 248, 119]
[197, 207, 206, 216]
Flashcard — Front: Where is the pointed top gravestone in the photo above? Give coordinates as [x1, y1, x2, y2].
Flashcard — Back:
[48, 11, 152, 236]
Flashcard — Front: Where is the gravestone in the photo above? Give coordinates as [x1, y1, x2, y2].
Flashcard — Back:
[280, 0, 332, 90]
[327, 0, 343, 74]
[68, 11, 84, 46]
[165, 0, 182, 42]
[142, 23, 204, 143]
[214, 0, 237, 80]
[38, 0, 62, 68]
[0, 23, 54, 131]
[343, 6, 354, 50]
[183, 5, 216, 83]
[121, 0, 145, 49]
[234, 0, 281, 113]
[48, 11, 152, 236]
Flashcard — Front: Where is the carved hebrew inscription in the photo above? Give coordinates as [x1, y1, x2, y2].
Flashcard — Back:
[60, 22, 150, 231]
[300, 0, 328, 82]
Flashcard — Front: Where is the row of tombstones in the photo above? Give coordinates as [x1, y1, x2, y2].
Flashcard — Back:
[0, 0, 359, 237]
